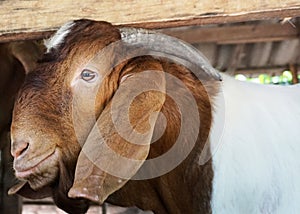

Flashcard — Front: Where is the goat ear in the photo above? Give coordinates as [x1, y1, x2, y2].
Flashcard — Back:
[10, 41, 44, 74]
[68, 61, 166, 203]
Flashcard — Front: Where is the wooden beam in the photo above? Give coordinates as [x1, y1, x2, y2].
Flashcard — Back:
[215, 45, 235, 71]
[162, 22, 300, 44]
[233, 66, 289, 75]
[249, 42, 273, 67]
[1, 0, 300, 42]
[2, 21, 299, 44]
[0, 31, 53, 44]
[226, 44, 246, 73]
[289, 64, 299, 84]
[0, 132, 22, 214]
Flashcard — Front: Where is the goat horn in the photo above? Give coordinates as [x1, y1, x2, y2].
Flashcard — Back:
[119, 27, 222, 81]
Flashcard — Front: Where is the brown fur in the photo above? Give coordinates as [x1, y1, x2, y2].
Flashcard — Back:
[10, 20, 220, 213]
[104, 59, 217, 213]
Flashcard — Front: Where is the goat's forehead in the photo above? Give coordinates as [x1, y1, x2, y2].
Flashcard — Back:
[44, 21, 75, 53]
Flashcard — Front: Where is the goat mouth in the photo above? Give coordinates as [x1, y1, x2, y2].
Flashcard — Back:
[15, 150, 57, 179]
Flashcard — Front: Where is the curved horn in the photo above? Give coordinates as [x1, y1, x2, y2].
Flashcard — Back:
[119, 27, 222, 81]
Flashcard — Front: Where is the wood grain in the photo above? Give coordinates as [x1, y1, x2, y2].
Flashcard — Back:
[161, 23, 300, 44]
[0, 0, 300, 41]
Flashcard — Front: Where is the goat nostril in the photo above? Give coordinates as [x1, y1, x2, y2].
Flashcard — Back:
[12, 142, 29, 158]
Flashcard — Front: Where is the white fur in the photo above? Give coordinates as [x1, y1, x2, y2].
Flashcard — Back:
[210, 74, 300, 213]
[44, 21, 75, 52]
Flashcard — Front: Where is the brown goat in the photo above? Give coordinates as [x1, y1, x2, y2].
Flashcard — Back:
[10, 19, 300, 214]
[9, 20, 220, 213]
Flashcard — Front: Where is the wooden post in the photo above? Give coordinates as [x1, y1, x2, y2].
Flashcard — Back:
[289, 64, 299, 84]
[102, 202, 107, 214]
[0, 131, 22, 214]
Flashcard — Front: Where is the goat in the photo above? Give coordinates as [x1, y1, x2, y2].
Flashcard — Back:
[9, 19, 300, 213]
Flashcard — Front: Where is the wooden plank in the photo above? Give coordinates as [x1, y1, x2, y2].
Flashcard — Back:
[215, 45, 235, 71]
[239, 44, 253, 69]
[226, 44, 246, 73]
[0, 0, 300, 41]
[270, 39, 300, 65]
[249, 42, 273, 67]
[193, 43, 217, 66]
[234, 66, 288, 75]
[290, 64, 299, 84]
[0, 31, 53, 43]
[0, 132, 22, 214]
[162, 22, 300, 44]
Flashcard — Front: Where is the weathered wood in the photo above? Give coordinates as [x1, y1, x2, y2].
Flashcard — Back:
[0, 132, 22, 214]
[290, 64, 299, 84]
[234, 66, 289, 75]
[270, 39, 300, 65]
[215, 45, 235, 71]
[162, 22, 300, 44]
[0, 31, 53, 43]
[193, 43, 217, 66]
[1, 0, 300, 42]
[249, 42, 273, 67]
[226, 44, 246, 73]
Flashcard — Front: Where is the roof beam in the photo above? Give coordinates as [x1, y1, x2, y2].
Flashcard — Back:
[162, 22, 300, 44]
[234, 65, 292, 75]
[0, 0, 300, 42]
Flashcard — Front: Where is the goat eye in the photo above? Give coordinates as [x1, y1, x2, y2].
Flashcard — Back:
[81, 69, 97, 82]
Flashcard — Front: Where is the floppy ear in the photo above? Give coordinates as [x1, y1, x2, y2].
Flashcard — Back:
[68, 59, 166, 203]
[10, 41, 44, 74]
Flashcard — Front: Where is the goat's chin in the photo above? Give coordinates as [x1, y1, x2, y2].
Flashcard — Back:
[27, 165, 59, 190]
[25, 148, 78, 193]
[19, 150, 61, 191]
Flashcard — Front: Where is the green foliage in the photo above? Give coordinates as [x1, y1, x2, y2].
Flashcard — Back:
[235, 70, 298, 85]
